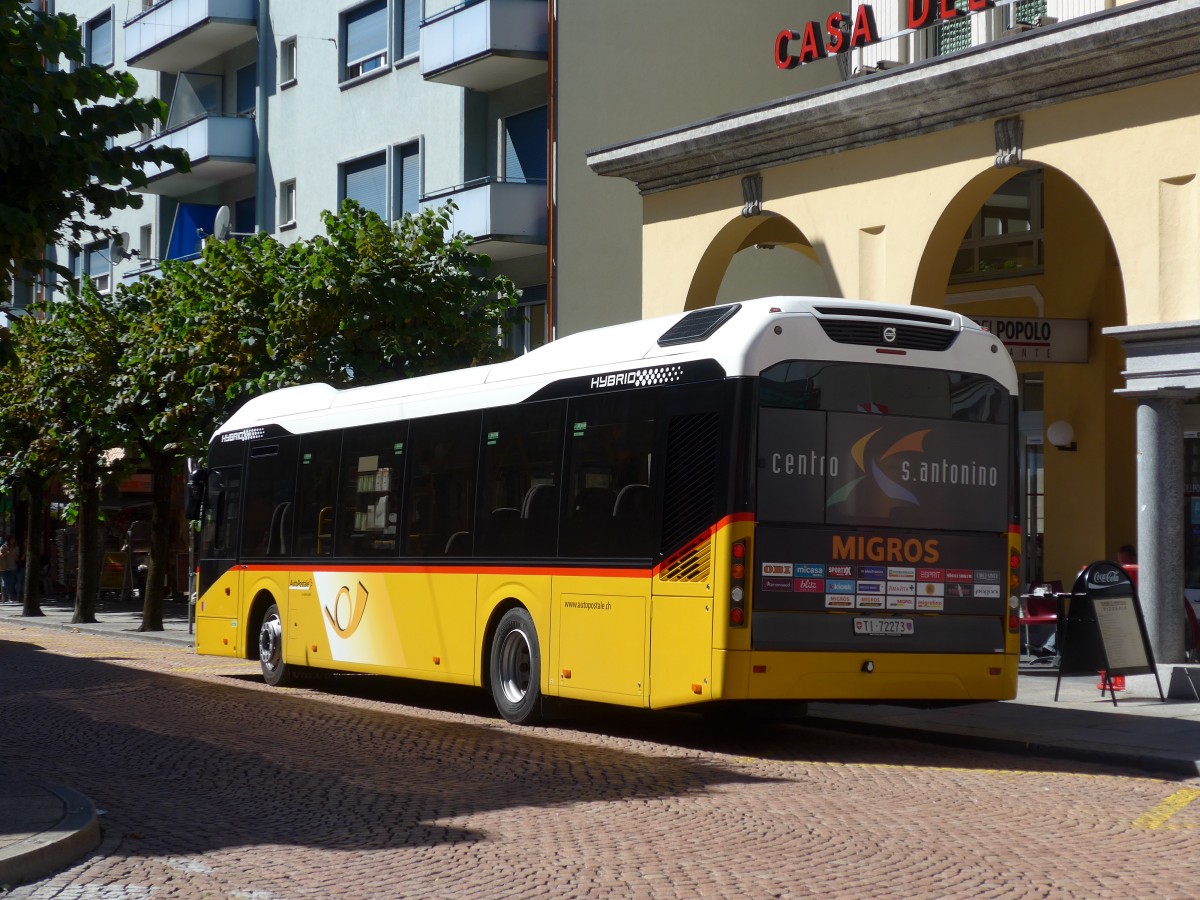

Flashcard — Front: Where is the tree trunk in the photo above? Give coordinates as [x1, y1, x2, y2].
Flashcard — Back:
[73, 451, 100, 624]
[21, 477, 45, 617]
[139, 454, 173, 632]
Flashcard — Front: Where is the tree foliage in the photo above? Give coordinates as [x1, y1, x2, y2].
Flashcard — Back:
[107, 202, 518, 629]
[0, 0, 189, 302]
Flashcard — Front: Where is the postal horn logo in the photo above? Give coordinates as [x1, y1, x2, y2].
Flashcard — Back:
[827, 427, 931, 512]
[325, 581, 369, 638]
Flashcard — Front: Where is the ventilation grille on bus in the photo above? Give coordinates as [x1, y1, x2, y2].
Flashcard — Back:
[660, 540, 712, 583]
[818, 320, 958, 351]
[661, 412, 720, 553]
[657, 304, 741, 347]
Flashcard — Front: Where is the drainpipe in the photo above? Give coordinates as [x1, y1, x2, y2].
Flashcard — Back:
[256, 0, 270, 232]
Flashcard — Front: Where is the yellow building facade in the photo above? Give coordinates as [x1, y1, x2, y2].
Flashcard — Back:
[589, 1, 1200, 662]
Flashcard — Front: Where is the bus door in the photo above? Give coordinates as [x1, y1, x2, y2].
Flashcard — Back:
[194, 465, 243, 656]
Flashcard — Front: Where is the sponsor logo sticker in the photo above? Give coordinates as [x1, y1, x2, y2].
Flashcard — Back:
[887, 567, 916, 581]
[859, 565, 887, 580]
[857, 595, 886, 609]
[974, 570, 1002, 585]
[916, 568, 944, 582]
[887, 581, 916, 596]
[887, 595, 916, 610]
[827, 579, 856, 594]
[794, 578, 825, 593]
[761, 577, 793, 592]
[945, 569, 974, 583]
[974, 584, 1002, 598]
[828, 565, 855, 578]
[916, 596, 945, 611]
[762, 562, 794, 577]
[826, 594, 855, 608]
[856, 581, 885, 594]
[918, 582, 945, 597]
[795, 564, 825, 578]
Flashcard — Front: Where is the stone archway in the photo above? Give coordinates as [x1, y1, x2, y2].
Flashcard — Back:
[914, 164, 1132, 603]
[683, 213, 829, 310]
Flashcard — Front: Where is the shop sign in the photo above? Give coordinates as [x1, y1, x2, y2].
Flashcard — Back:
[775, 0, 995, 68]
[971, 316, 1088, 363]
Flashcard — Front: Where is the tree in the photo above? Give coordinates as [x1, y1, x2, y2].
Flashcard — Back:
[111, 202, 518, 630]
[0, 0, 189, 304]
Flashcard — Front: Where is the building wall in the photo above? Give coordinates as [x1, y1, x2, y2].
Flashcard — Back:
[628, 71, 1200, 585]
[553, 0, 839, 336]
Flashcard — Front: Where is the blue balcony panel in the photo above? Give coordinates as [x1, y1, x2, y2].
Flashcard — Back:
[124, 0, 256, 72]
[138, 115, 256, 197]
[422, 0, 547, 92]
[422, 178, 546, 261]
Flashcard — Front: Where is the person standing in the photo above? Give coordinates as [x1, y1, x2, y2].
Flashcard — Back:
[0, 535, 18, 602]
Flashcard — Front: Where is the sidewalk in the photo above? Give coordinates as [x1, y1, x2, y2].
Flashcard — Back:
[4, 598, 1200, 886]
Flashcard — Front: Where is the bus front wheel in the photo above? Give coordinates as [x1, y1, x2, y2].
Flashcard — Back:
[489, 608, 543, 725]
[258, 603, 294, 687]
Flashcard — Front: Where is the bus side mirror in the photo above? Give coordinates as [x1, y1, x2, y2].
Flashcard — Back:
[185, 469, 208, 522]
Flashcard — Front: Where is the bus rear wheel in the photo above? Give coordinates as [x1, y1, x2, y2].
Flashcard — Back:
[490, 608, 543, 725]
[258, 603, 294, 687]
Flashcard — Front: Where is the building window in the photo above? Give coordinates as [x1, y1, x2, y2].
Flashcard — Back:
[343, 0, 388, 81]
[279, 180, 297, 227]
[502, 106, 548, 184]
[931, 1, 971, 57]
[504, 285, 548, 357]
[399, 0, 420, 59]
[86, 10, 113, 68]
[138, 224, 153, 263]
[234, 196, 256, 235]
[280, 36, 298, 86]
[950, 170, 1044, 283]
[76, 241, 111, 293]
[236, 63, 257, 116]
[341, 152, 387, 220]
[394, 141, 421, 218]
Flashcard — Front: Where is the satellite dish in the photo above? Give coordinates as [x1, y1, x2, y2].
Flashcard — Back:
[213, 205, 232, 241]
[110, 232, 131, 263]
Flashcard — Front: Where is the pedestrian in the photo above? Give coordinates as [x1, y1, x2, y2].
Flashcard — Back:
[1117, 543, 1138, 586]
[0, 535, 18, 603]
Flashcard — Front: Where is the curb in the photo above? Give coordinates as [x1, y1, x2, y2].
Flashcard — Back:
[0, 614, 193, 648]
[0, 780, 101, 889]
[804, 714, 1200, 777]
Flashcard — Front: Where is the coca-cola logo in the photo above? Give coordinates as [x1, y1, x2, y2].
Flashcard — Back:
[1090, 569, 1121, 585]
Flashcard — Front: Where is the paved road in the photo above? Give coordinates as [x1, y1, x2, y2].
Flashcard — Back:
[3, 625, 1199, 899]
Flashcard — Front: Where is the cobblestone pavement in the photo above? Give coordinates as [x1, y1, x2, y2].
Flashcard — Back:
[3, 623, 1200, 899]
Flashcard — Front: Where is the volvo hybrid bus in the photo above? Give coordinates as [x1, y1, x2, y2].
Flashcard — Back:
[190, 297, 1021, 724]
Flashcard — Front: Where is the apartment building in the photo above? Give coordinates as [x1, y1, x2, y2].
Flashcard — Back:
[30, 0, 837, 352]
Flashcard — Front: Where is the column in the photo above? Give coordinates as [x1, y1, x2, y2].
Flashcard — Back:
[1137, 396, 1185, 663]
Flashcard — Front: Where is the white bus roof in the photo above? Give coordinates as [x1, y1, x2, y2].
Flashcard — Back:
[213, 297, 1016, 440]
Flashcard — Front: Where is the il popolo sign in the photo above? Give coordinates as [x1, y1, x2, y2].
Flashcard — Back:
[971, 317, 1089, 363]
[775, 0, 997, 68]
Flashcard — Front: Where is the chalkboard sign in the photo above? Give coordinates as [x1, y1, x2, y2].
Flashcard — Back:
[1055, 561, 1163, 705]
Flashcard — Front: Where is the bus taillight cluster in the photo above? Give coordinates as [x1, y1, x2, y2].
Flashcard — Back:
[730, 540, 748, 627]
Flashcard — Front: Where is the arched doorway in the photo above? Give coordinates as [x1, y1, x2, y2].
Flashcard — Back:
[914, 165, 1132, 592]
[684, 214, 831, 310]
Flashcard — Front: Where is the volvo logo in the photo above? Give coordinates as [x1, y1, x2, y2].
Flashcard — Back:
[883, 326, 898, 343]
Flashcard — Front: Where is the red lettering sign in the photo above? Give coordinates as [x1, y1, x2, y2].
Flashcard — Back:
[825, 11, 846, 54]
[849, 3, 879, 49]
[774, 29, 800, 69]
[798, 20, 827, 64]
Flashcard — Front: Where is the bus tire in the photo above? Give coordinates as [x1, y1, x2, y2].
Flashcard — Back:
[258, 602, 294, 687]
[489, 607, 543, 725]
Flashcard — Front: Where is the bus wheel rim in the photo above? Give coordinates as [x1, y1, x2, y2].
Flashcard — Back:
[259, 612, 283, 672]
[497, 628, 531, 705]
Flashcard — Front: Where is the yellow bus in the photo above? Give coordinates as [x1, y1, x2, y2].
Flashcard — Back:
[190, 297, 1021, 724]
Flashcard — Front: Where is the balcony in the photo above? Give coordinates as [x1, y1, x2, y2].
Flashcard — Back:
[422, 177, 546, 260]
[422, 0, 548, 92]
[124, 0, 257, 72]
[137, 115, 256, 196]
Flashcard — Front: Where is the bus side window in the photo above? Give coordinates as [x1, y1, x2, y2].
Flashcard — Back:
[476, 401, 565, 558]
[241, 439, 299, 558]
[403, 412, 480, 558]
[336, 422, 406, 558]
[295, 431, 343, 557]
[561, 392, 656, 560]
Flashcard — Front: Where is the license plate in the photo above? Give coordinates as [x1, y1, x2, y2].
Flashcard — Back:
[854, 617, 914, 636]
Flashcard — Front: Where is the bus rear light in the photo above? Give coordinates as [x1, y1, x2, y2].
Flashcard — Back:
[730, 539, 748, 627]
[753, 664, 767, 673]
[1008, 612, 1019, 630]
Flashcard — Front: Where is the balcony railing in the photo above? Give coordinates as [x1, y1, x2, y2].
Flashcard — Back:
[422, 0, 548, 91]
[421, 177, 546, 260]
[124, 0, 257, 72]
[137, 115, 256, 197]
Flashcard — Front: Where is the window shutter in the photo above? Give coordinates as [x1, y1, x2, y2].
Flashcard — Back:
[345, 154, 387, 219]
